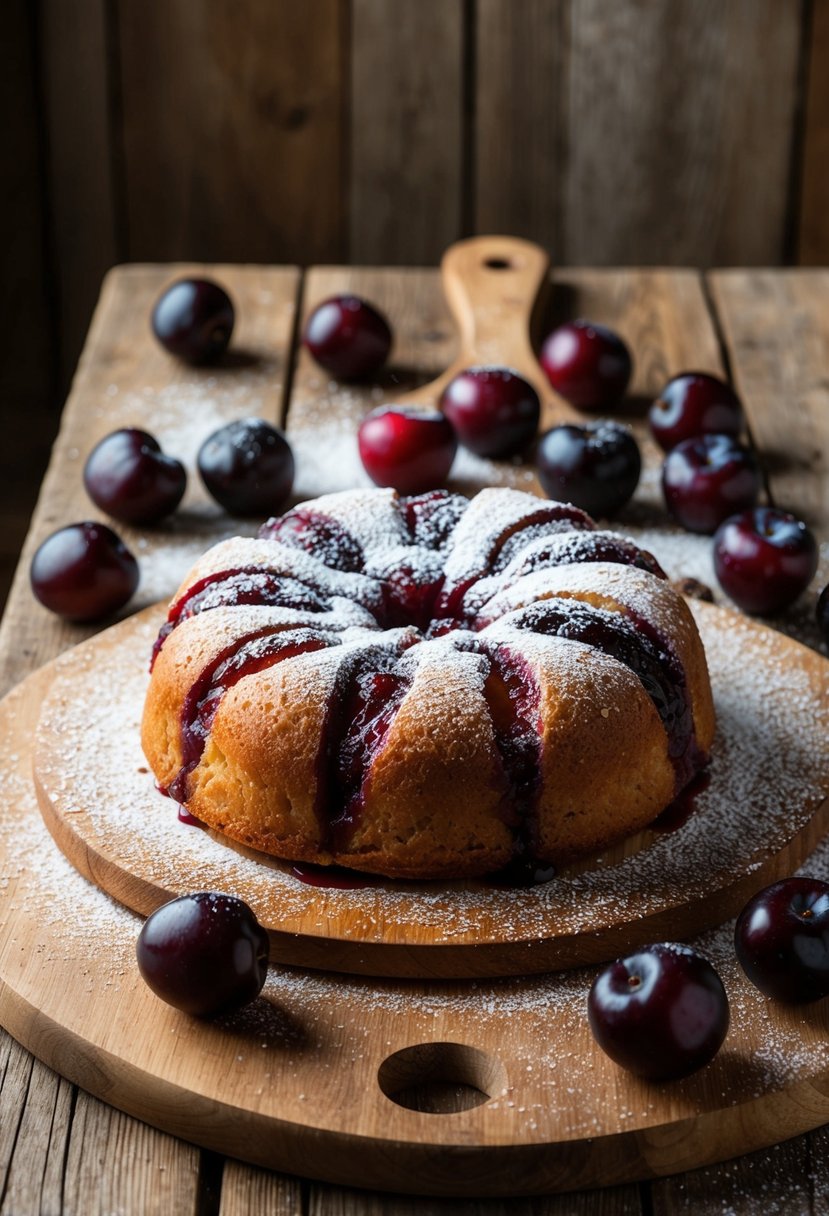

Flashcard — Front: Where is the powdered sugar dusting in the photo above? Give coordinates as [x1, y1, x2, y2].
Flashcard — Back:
[4, 612, 829, 1157]
[34, 604, 828, 957]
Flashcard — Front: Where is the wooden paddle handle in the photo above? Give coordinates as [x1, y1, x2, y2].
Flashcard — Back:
[400, 235, 576, 423]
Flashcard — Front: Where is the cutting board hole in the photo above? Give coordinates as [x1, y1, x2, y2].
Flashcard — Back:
[484, 257, 514, 270]
[378, 1042, 506, 1114]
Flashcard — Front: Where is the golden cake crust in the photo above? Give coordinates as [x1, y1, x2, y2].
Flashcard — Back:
[141, 487, 716, 879]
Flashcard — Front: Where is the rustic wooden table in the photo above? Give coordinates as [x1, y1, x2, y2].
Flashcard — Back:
[0, 263, 827, 1214]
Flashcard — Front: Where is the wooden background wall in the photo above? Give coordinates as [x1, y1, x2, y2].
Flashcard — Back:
[2, 0, 829, 600]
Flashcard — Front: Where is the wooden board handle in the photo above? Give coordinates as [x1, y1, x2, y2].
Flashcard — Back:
[399, 235, 576, 424]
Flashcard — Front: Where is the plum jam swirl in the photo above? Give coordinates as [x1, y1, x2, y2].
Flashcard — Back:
[479, 643, 542, 855]
[151, 567, 333, 667]
[168, 627, 335, 802]
[511, 598, 697, 791]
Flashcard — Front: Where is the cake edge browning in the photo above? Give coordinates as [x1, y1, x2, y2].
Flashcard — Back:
[141, 488, 716, 880]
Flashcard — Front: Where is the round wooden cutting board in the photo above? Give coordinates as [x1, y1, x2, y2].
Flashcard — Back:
[31, 603, 829, 979]
[2, 641, 829, 1194]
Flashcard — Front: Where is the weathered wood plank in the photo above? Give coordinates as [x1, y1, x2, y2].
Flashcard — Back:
[474, 0, 566, 256]
[707, 269, 829, 530]
[0, 263, 301, 698]
[0, 1034, 33, 1201]
[798, 0, 829, 264]
[564, 0, 801, 265]
[1, 261, 827, 1212]
[61, 1096, 200, 1216]
[309, 1185, 642, 1215]
[350, 0, 464, 262]
[649, 267, 829, 1216]
[117, 0, 346, 263]
[289, 266, 724, 501]
[39, 0, 119, 390]
[219, 1161, 303, 1215]
[0, 1053, 73, 1216]
[650, 1137, 811, 1215]
[288, 265, 456, 501]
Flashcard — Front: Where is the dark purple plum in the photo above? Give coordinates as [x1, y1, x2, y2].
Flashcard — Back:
[151, 278, 234, 363]
[358, 406, 457, 494]
[661, 434, 761, 534]
[198, 418, 295, 516]
[303, 295, 392, 380]
[713, 507, 818, 614]
[649, 372, 743, 452]
[735, 877, 829, 1003]
[588, 943, 729, 1080]
[536, 421, 641, 518]
[136, 892, 270, 1018]
[539, 320, 632, 410]
[440, 366, 540, 459]
[84, 428, 186, 524]
[30, 522, 139, 622]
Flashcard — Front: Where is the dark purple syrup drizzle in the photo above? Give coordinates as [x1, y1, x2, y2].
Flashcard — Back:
[151, 566, 333, 667]
[512, 599, 695, 791]
[650, 769, 711, 833]
[290, 861, 382, 889]
[479, 643, 543, 858]
[508, 532, 666, 582]
[169, 627, 335, 802]
[327, 666, 411, 851]
[178, 805, 205, 827]
[486, 860, 557, 888]
[488, 505, 597, 573]
[400, 490, 468, 550]
[432, 505, 596, 630]
[382, 566, 445, 631]
[259, 509, 364, 573]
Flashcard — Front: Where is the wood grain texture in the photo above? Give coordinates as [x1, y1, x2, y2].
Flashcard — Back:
[219, 1161, 303, 1216]
[0, 263, 828, 1210]
[61, 1097, 200, 1216]
[32, 608, 829, 979]
[350, 0, 464, 262]
[565, 0, 801, 265]
[0, 263, 301, 698]
[39, 0, 119, 389]
[0, 1053, 73, 1215]
[798, 0, 829, 264]
[397, 235, 579, 437]
[308, 1184, 643, 1214]
[117, 0, 346, 263]
[474, 0, 566, 255]
[707, 270, 829, 529]
[3, 654, 829, 1195]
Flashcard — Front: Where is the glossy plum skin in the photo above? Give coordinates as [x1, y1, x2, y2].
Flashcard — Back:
[151, 278, 234, 363]
[136, 892, 270, 1018]
[713, 507, 818, 614]
[588, 943, 730, 1081]
[536, 421, 641, 518]
[661, 434, 761, 534]
[198, 418, 295, 516]
[83, 428, 186, 524]
[649, 372, 743, 452]
[303, 295, 392, 380]
[735, 878, 829, 1004]
[30, 522, 139, 622]
[539, 320, 632, 410]
[818, 584, 829, 643]
[439, 366, 540, 458]
[358, 406, 457, 494]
